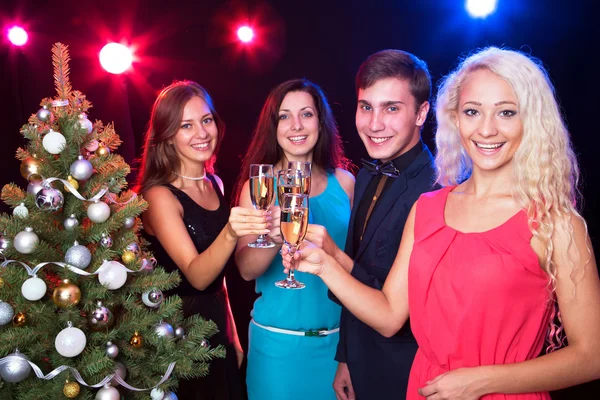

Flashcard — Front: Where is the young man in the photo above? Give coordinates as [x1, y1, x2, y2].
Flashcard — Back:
[305, 49, 436, 399]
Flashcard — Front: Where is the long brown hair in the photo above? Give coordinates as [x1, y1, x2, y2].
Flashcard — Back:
[233, 78, 349, 205]
[134, 81, 225, 194]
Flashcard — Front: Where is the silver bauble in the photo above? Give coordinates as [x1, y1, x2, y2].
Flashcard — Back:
[14, 227, 39, 254]
[35, 186, 64, 211]
[164, 392, 179, 400]
[126, 242, 140, 254]
[110, 361, 127, 387]
[78, 114, 94, 134]
[174, 326, 185, 339]
[200, 338, 210, 348]
[27, 180, 44, 196]
[0, 350, 31, 383]
[13, 203, 29, 219]
[88, 301, 115, 331]
[87, 201, 111, 223]
[65, 241, 92, 269]
[0, 235, 9, 254]
[21, 276, 47, 301]
[64, 214, 79, 230]
[36, 106, 53, 123]
[142, 289, 163, 308]
[95, 384, 120, 400]
[153, 321, 174, 338]
[100, 233, 113, 248]
[106, 341, 119, 359]
[70, 155, 94, 181]
[0, 300, 15, 326]
[123, 217, 135, 229]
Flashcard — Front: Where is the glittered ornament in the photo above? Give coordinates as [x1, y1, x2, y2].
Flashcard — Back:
[63, 379, 81, 398]
[35, 185, 64, 211]
[0, 300, 15, 326]
[42, 129, 66, 154]
[0, 277, 4, 288]
[85, 139, 99, 152]
[52, 279, 81, 308]
[164, 392, 179, 400]
[88, 301, 115, 331]
[174, 326, 185, 339]
[123, 217, 135, 229]
[0, 350, 31, 383]
[14, 227, 39, 254]
[153, 321, 174, 339]
[95, 385, 120, 400]
[27, 180, 44, 196]
[126, 242, 140, 254]
[78, 113, 94, 134]
[95, 144, 110, 157]
[64, 175, 79, 193]
[142, 288, 163, 308]
[65, 241, 92, 269]
[21, 276, 47, 301]
[13, 203, 29, 218]
[36, 105, 53, 122]
[129, 331, 143, 348]
[110, 361, 127, 387]
[150, 388, 165, 400]
[200, 338, 210, 348]
[70, 155, 94, 181]
[121, 250, 136, 264]
[88, 201, 111, 223]
[20, 157, 42, 181]
[98, 260, 128, 290]
[100, 233, 113, 248]
[105, 341, 119, 358]
[55, 322, 87, 357]
[64, 214, 79, 230]
[12, 312, 26, 327]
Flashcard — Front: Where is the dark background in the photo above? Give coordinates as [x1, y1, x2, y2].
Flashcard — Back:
[1, 0, 598, 397]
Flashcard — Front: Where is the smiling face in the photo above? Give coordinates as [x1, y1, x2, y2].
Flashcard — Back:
[456, 68, 523, 173]
[355, 77, 429, 162]
[276, 91, 319, 160]
[171, 96, 219, 172]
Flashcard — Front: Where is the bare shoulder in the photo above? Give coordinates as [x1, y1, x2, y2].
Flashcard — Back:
[143, 185, 178, 206]
[212, 174, 225, 195]
[551, 211, 595, 273]
[238, 179, 252, 207]
[335, 168, 355, 195]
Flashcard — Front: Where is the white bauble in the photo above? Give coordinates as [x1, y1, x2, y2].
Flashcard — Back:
[78, 114, 94, 134]
[55, 325, 87, 357]
[95, 385, 120, 400]
[14, 227, 39, 254]
[42, 129, 66, 154]
[150, 388, 165, 400]
[98, 261, 128, 290]
[21, 276, 47, 301]
[87, 201, 111, 223]
[13, 203, 29, 218]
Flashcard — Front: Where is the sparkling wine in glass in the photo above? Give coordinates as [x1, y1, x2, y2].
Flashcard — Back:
[275, 193, 308, 289]
[248, 164, 275, 248]
[277, 169, 303, 206]
[287, 161, 311, 195]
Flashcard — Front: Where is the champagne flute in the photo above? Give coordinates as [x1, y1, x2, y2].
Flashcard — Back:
[275, 193, 309, 289]
[248, 164, 275, 248]
[276, 169, 303, 206]
[287, 161, 311, 195]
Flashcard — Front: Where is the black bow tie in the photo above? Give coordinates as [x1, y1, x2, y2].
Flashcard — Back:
[361, 159, 400, 178]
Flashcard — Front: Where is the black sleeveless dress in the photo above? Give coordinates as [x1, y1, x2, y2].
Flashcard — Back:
[144, 175, 245, 399]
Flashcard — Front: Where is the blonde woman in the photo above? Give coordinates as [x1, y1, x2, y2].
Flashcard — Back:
[284, 47, 600, 399]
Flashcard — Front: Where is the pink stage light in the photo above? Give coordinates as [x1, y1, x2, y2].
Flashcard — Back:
[237, 26, 254, 43]
[7, 26, 28, 46]
[99, 43, 133, 74]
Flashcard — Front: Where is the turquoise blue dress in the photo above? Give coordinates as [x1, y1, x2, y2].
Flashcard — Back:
[246, 172, 351, 400]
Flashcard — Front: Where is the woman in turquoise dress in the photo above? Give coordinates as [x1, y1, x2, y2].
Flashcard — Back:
[233, 79, 355, 399]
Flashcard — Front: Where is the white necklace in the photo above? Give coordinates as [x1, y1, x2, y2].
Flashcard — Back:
[175, 171, 206, 180]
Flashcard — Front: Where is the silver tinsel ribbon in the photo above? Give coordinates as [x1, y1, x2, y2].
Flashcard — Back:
[0, 259, 156, 277]
[51, 99, 69, 107]
[41, 177, 108, 203]
[0, 355, 175, 391]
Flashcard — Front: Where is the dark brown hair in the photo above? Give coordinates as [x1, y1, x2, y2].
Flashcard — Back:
[134, 81, 225, 194]
[233, 78, 349, 205]
[356, 49, 432, 110]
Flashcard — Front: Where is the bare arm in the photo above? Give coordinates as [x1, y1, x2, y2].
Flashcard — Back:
[144, 185, 270, 291]
[335, 167, 356, 209]
[234, 179, 282, 281]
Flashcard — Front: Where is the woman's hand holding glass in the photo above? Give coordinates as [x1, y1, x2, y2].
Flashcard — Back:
[281, 239, 327, 277]
[265, 205, 283, 245]
[248, 164, 276, 248]
[226, 207, 272, 240]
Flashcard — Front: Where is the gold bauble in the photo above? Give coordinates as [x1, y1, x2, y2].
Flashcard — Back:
[20, 157, 41, 181]
[52, 279, 81, 308]
[12, 312, 26, 327]
[63, 379, 80, 398]
[64, 176, 79, 193]
[130, 331, 143, 348]
[121, 250, 136, 264]
[0, 276, 4, 288]
[95, 145, 110, 157]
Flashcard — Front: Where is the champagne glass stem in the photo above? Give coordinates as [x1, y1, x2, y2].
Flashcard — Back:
[286, 245, 297, 281]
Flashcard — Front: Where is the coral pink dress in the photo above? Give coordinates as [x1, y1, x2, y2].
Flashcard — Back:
[407, 186, 552, 399]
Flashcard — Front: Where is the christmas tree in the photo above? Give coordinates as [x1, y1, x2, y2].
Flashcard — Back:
[0, 43, 224, 400]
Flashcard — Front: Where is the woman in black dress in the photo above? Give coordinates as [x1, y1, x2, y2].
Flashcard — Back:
[136, 81, 270, 399]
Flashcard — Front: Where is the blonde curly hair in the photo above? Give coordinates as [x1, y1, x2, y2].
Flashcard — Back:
[434, 47, 584, 350]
